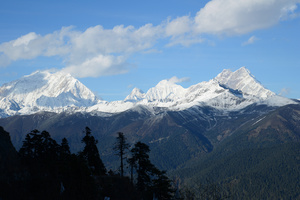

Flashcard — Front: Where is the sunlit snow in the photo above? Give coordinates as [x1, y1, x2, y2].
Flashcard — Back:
[0, 67, 297, 117]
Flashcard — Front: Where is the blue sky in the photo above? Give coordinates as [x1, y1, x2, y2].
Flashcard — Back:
[1, 0, 300, 101]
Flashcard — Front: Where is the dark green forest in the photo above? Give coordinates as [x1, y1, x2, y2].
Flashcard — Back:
[1, 124, 300, 200]
[174, 142, 300, 199]
[0, 127, 174, 200]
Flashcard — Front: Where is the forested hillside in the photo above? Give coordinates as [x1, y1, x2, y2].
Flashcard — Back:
[1, 104, 300, 199]
[0, 127, 174, 200]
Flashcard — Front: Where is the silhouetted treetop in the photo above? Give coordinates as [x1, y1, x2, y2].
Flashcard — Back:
[80, 126, 106, 176]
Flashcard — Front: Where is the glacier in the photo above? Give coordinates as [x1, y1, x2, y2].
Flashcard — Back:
[0, 67, 297, 117]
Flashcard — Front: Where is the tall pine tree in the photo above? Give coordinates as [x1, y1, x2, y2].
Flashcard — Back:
[60, 138, 71, 156]
[152, 170, 174, 200]
[113, 132, 129, 178]
[80, 127, 106, 176]
[130, 142, 155, 193]
[130, 141, 174, 199]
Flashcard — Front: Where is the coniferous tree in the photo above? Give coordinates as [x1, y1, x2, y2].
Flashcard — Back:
[19, 129, 41, 159]
[152, 170, 174, 200]
[130, 141, 174, 199]
[131, 141, 156, 196]
[60, 137, 71, 156]
[18, 130, 61, 199]
[113, 132, 129, 178]
[40, 130, 59, 161]
[58, 136, 98, 200]
[19, 130, 59, 161]
[80, 127, 106, 176]
[19, 132, 35, 159]
[16, 129, 100, 199]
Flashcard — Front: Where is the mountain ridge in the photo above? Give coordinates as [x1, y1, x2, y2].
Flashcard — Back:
[0, 67, 296, 117]
[1, 103, 299, 199]
[0, 67, 299, 199]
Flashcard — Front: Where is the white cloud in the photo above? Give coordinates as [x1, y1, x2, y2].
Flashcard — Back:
[164, 15, 205, 47]
[141, 49, 163, 54]
[0, 27, 72, 63]
[0, 54, 11, 66]
[280, 3, 299, 19]
[166, 36, 204, 47]
[194, 0, 300, 35]
[0, 32, 43, 61]
[0, 25, 162, 77]
[67, 24, 162, 65]
[13, 32, 38, 47]
[127, 84, 134, 88]
[242, 36, 259, 46]
[165, 16, 192, 36]
[169, 76, 190, 84]
[62, 54, 128, 78]
[0, 0, 299, 77]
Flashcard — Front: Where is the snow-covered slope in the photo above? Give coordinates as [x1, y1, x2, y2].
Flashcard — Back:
[119, 67, 295, 111]
[0, 70, 100, 116]
[214, 67, 274, 99]
[0, 67, 296, 117]
[124, 88, 145, 102]
[144, 79, 186, 102]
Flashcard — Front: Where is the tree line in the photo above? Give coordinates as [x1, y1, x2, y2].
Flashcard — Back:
[1, 127, 174, 200]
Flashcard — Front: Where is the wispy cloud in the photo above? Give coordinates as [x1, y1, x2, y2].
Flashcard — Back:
[242, 36, 259, 46]
[169, 76, 190, 84]
[0, 0, 299, 78]
[62, 54, 129, 78]
[279, 88, 291, 96]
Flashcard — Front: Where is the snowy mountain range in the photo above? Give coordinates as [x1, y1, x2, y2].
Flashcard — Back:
[0, 67, 296, 117]
[1, 66, 299, 200]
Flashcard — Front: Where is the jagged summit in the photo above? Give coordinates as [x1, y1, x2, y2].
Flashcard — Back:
[119, 67, 294, 112]
[0, 67, 296, 117]
[124, 88, 145, 102]
[214, 67, 274, 99]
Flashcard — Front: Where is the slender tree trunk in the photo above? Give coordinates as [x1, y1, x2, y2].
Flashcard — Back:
[120, 151, 123, 177]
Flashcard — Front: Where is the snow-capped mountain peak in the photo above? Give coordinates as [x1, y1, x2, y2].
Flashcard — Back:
[144, 78, 186, 102]
[0, 67, 296, 117]
[0, 70, 99, 116]
[124, 88, 145, 102]
[214, 67, 274, 99]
